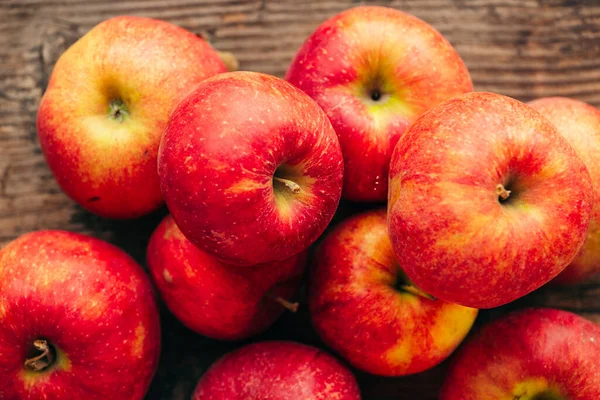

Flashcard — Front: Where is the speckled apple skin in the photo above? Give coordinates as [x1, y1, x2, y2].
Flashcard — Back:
[159, 71, 344, 266]
[441, 308, 600, 400]
[37, 16, 227, 219]
[286, 6, 473, 202]
[147, 215, 306, 340]
[388, 92, 593, 309]
[529, 97, 600, 284]
[193, 341, 361, 400]
[0, 230, 160, 399]
[310, 209, 477, 376]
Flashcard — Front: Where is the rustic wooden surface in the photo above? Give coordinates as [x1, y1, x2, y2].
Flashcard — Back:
[1, 0, 600, 399]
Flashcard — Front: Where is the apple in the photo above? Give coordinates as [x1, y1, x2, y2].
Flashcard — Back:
[528, 97, 600, 284]
[310, 209, 478, 376]
[147, 214, 306, 340]
[158, 71, 344, 266]
[440, 308, 600, 399]
[0, 230, 160, 399]
[388, 92, 593, 309]
[37, 16, 227, 219]
[286, 5, 473, 202]
[192, 341, 361, 399]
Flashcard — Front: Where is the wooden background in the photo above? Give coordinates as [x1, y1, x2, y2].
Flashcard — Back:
[1, 0, 600, 399]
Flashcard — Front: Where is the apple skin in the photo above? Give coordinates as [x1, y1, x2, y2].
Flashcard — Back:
[440, 308, 600, 400]
[37, 16, 227, 219]
[310, 209, 478, 376]
[158, 71, 344, 266]
[286, 5, 473, 202]
[528, 97, 600, 284]
[388, 92, 593, 309]
[192, 341, 361, 399]
[146, 215, 306, 340]
[0, 230, 160, 399]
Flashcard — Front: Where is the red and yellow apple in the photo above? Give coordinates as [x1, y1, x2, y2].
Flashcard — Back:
[193, 341, 361, 399]
[147, 215, 306, 341]
[310, 209, 478, 376]
[388, 92, 593, 308]
[37, 16, 227, 219]
[529, 97, 600, 284]
[159, 71, 344, 266]
[286, 6, 473, 202]
[440, 308, 600, 399]
[0, 230, 160, 399]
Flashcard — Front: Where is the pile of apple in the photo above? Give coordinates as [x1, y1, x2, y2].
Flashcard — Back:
[2, 5, 600, 400]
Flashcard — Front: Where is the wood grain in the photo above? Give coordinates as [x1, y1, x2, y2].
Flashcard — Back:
[1, 1, 600, 399]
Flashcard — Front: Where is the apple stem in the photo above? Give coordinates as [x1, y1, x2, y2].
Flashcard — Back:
[496, 184, 511, 201]
[272, 296, 299, 312]
[24, 339, 54, 372]
[400, 285, 437, 301]
[274, 177, 301, 194]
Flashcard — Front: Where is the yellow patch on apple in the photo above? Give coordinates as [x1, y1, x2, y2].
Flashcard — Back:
[131, 323, 146, 358]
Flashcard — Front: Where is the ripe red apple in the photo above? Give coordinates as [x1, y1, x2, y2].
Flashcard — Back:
[147, 214, 306, 340]
[192, 341, 361, 399]
[159, 71, 343, 266]
[286, 6, 473, 202]
[440, 308, 600, 399]
[37, 16, 227, 219]
[310, 209, 478, 376]
[528, 97, 600, 284]
[388, 92, 593, 309]
[0, 230, 160, 399]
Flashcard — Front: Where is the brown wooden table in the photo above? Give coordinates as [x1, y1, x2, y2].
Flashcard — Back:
[1, 1, 599, 399]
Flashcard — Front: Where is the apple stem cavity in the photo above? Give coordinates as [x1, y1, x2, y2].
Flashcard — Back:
[496, 183, 511, 201]
[370, 88, 382, 102]
[24, 339, 54, 372]
[108, 99, 129, 123]
[400, 284, 437, 301]
[271, 295, 299, 312]
[273, 176, 301, 194]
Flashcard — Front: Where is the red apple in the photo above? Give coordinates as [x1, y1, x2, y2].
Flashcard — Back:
[192, 341, 361, 399]
[286, 6, 473, 202]
[147, 215, 306, 340]
[440, 308, 600, 399]
[0, 230, 160, 399]
[388, 92, 593, 308]
[528, 97, 600, 284]
[310, 209, 478, 376]
[37, 16, 227, 219]
[158, 71, 344, 266]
